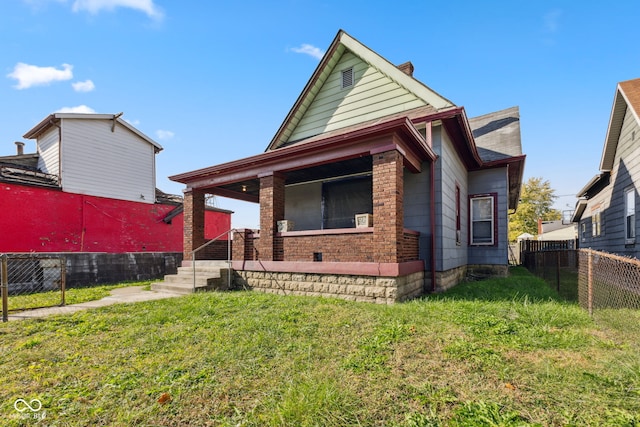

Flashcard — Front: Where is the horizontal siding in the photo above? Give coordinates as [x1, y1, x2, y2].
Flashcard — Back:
[37, 127, 60, 176]
[60, 119, 155, 203]
[581, 108, 640, 257]
[434, 127, 468, 271]
[288, 51, 426, 142]
[467, 168, 509, 266]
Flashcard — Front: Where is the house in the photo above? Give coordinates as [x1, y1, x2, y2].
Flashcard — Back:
[170, 30, 525, 302]
[0, 113, 232, 253]
[572, 78, 640, 257]
[537, 220, 578, 241]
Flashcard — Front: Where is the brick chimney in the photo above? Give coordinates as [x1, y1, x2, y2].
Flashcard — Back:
[397, 61, 414, 76]
[15, 141, 25, 155]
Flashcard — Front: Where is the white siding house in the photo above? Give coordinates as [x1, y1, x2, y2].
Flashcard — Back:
[24, 113, 162, 204]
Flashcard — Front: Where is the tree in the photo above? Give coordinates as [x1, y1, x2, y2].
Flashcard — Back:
[509, 177, 561, 242]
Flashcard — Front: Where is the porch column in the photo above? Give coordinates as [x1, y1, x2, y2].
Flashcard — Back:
[258, 172, 285, 261]
[372, 149, 404, 263]
[183, 188, 206, 260]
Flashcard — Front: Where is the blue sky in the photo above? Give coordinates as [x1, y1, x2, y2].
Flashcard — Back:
[1, 0, 639, 228]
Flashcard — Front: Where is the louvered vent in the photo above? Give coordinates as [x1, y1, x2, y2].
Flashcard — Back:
[341, 67, 354, 89]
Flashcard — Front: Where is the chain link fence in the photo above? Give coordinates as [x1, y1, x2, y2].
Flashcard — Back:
[1, 254, 66, 322]
[521, 249, 579, 301]
[578, 249, 640, 315]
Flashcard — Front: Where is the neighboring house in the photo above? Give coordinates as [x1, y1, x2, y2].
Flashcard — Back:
[572, 78, 640, 258]
[537, 220, 578, 241]
[0, 113, 231, 253]
[171, 30, 525, 301]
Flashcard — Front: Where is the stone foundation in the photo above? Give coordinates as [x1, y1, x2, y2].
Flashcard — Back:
[233, 270, 424, 304]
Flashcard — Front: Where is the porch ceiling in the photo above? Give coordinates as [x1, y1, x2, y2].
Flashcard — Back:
[213, 156, 373, 202]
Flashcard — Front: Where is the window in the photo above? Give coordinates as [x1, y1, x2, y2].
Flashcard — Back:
[581, 222, 587, 242]
[341, 67, 354, 89]
[322, 176, 372, 229]
[592, 210, 601, 237]
[455, 184, 461, 245]
[625, 187, 635, 242]
[470, 195, 495, 245]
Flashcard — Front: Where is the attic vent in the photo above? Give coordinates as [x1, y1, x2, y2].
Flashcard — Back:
[341, 67, 354, 89]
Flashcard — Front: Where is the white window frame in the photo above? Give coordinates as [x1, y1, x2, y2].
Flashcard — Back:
[470, 195, 495, 246]
[592, 209, 601, 237]
[625, 187, 635, 243]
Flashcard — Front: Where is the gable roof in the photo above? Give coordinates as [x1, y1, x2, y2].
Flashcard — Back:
[266, 30, 455, 151]
[600, 78, 640, 171]
[23, 113, 163, 152]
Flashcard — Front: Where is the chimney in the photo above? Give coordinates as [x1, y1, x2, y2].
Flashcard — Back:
[537, 218, 543, 235]
[397, 61, 414, 76]
[15, 141, 25, 155]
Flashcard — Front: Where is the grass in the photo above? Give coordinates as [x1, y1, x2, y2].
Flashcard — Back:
[6, 280, 154, 312]
[1, 267, 638, 426]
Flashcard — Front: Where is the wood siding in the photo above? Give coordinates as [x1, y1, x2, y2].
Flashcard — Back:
[433, 126, 469, 271]
[403, 161, 432, 268]
[287, 51, 426, 142]
[60, 119, 156, 203]
[467, 168, 509, 266]
[580, 107, 640, 257]
[37, 127, 60, 177]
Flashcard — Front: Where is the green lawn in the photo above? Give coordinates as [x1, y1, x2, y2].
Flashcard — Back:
[6, 280, 153, 312]
[1, 268, 638, 426]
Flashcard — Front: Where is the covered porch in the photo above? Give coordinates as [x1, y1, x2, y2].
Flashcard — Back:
[170, 116, 437, 302]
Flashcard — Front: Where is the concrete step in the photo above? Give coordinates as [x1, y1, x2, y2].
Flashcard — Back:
[151, 260, 232, 295]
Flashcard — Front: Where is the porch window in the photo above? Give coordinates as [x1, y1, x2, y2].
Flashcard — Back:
[470, 194, 495, 245]
[322, 176, 372, 229]
[625, 187, 635, 243]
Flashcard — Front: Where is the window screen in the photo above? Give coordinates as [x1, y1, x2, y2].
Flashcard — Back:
[322, 176, 372, 229]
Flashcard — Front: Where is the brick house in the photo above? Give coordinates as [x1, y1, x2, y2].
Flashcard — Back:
[171, 30, 525, 302]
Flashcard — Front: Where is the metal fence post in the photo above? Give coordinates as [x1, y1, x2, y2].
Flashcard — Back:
[60, 256, 66, 306]
[2, 254, 8, 322]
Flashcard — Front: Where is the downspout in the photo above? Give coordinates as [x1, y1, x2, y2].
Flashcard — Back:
[430, 159, 437, 292]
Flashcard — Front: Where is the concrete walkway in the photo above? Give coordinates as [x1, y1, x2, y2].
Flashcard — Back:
[7, 286, 181, 321]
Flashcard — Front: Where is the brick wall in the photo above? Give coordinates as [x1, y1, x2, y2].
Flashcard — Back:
[183, 188, 206, 260]
[373, 150, 404, 263]
[401, 232, 420, 262]
[258, 173, 285, 261]
[280, 232, 375, 262]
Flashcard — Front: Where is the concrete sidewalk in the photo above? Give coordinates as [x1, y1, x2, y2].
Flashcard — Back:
[7, 286, 181, 321]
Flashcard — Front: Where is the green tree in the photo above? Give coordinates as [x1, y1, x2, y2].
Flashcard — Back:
[509, 177, 561, 241]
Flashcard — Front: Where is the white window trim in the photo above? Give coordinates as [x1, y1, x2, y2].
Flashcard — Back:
[470, 195, 495, 246]
[625, 187, 636, 244]
[592, 209, 601, 237]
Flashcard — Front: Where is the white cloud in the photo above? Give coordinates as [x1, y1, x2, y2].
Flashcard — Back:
[543, 9, 562, 33]
[156, 129, 174, 140]
[125, 118, 140, 126]
[56, 105, 96, 113]
[71, 0, 164, 20]
[290, 44, 324, 60]
[72, 79, 95, 92]
[7, 62, 73, 89]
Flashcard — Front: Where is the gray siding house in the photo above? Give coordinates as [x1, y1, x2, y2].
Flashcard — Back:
[171, 30, 526, 300]
[573, 78, 640, 257]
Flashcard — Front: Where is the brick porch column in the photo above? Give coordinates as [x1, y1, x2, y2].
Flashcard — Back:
[372, 150, 404, 263]
[183, 188, 206, 260]
[258, 172, 285, 261]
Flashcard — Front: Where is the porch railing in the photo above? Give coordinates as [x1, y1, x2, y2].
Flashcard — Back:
[191, 228, 235, 291]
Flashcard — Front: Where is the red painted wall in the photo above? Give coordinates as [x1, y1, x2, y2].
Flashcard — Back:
[0, 183, 230, 253]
